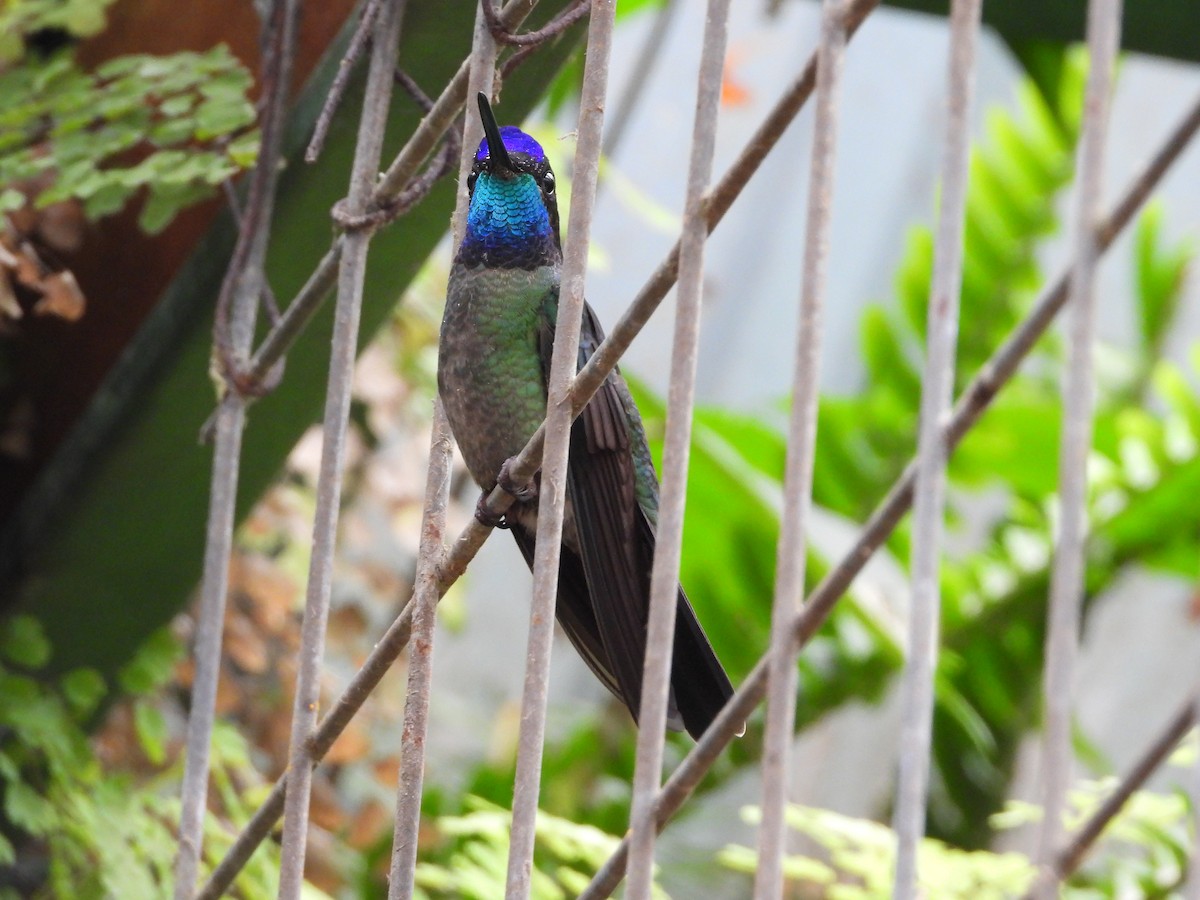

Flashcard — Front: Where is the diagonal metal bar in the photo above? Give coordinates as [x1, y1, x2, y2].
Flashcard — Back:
[754, 1, 847, 897]
[1022, 695, 1197, 898]
[386, 404, 452, 898]
[890, 1, 981, 897]
[172, 0, 302, 895]
[1035, 0, 1124, 885]
[504, 3, 616, 897]
[625, 0, 731, 895]
[578, 89, 1200, 900]
[276, 3, 407, 897]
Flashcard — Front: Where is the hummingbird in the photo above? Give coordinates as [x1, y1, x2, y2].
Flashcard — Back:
[437, 93, 737, 740]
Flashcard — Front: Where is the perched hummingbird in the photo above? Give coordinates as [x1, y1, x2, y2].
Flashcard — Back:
[437, 93, 736, 740]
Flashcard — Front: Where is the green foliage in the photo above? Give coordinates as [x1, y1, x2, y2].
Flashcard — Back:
[0, 1, 258, 233]
[0, 618, 290, 899]
[0, 0, 118, 62]
[413, 796, 668, 900]
[723, 735, 1197, 898]
[1134, 199, 1194, 359]
[721, 804, 1035, 898]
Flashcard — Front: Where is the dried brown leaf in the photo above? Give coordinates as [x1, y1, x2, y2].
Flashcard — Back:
[33, 270, 86, 321]
[0, 271, 22, 321]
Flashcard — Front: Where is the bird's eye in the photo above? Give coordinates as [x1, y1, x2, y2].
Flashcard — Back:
[466, 171, 478, 193]
[542, 172, 555, 194]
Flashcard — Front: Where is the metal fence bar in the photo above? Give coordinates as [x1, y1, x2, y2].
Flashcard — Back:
[386, 404, 452, 899]
[1189, 692, 1200, 900]
[276, 3, 407, 897]
[579, 89, 1200, 900]
[172, 1, 301, 894]
[386, 5, 498, 892]
[1022, 696, 1198, 898]
[890, 0, 981, 896]
[1035, 0, 1124, 884]
[754, 1, 846, 897]
[625, 0, 731, 895]
[504, 3, 616, 897]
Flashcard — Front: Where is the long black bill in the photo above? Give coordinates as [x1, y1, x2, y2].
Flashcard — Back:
[477, 91, 515, 173]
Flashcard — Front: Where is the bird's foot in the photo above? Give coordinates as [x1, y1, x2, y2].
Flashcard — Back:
[475, 492, 510, 530]
[497, 457, 538, 502]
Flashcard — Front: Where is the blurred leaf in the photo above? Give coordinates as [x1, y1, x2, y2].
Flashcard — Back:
[116, 627, 182, 695]
[60, 667, 107, 717]
[133, 700, 168, 765]
[1134, 199, 1193, 354]
[0, 41, 258, 232]
[0, 614, 52, 669]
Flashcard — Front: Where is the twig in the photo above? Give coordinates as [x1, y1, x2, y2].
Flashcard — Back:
[481, 0, 588, 47]
[504, 4, 617, 897]
[171, 0, 303, 896]
[393, 68, 435, 112]
[306, 0, 385, 163]
[276, 2, 407, 897]
[890, 1, 981, 897]
[755, 1, 847, 896]
[1035, 0, 1123, 886]
[626, 0, 731, 896]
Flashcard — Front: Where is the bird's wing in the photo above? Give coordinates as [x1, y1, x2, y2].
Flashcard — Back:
[535, 299, 651, 724]
[542, 298, 738, 739]
[508, 526, 622, 701]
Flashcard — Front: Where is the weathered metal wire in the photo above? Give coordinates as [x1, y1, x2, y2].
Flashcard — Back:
[173, 0, 302, 893]
[754, 1, 847, 896]
[386, 3, 497, 890]
[385, 404, 452, 899]
[276, 3, 407, 897]
[625, 0, 731, 895]
[890, 1, 981, 897]
[1036, 0, 1124, 886]
[504, 3, 617, 896]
